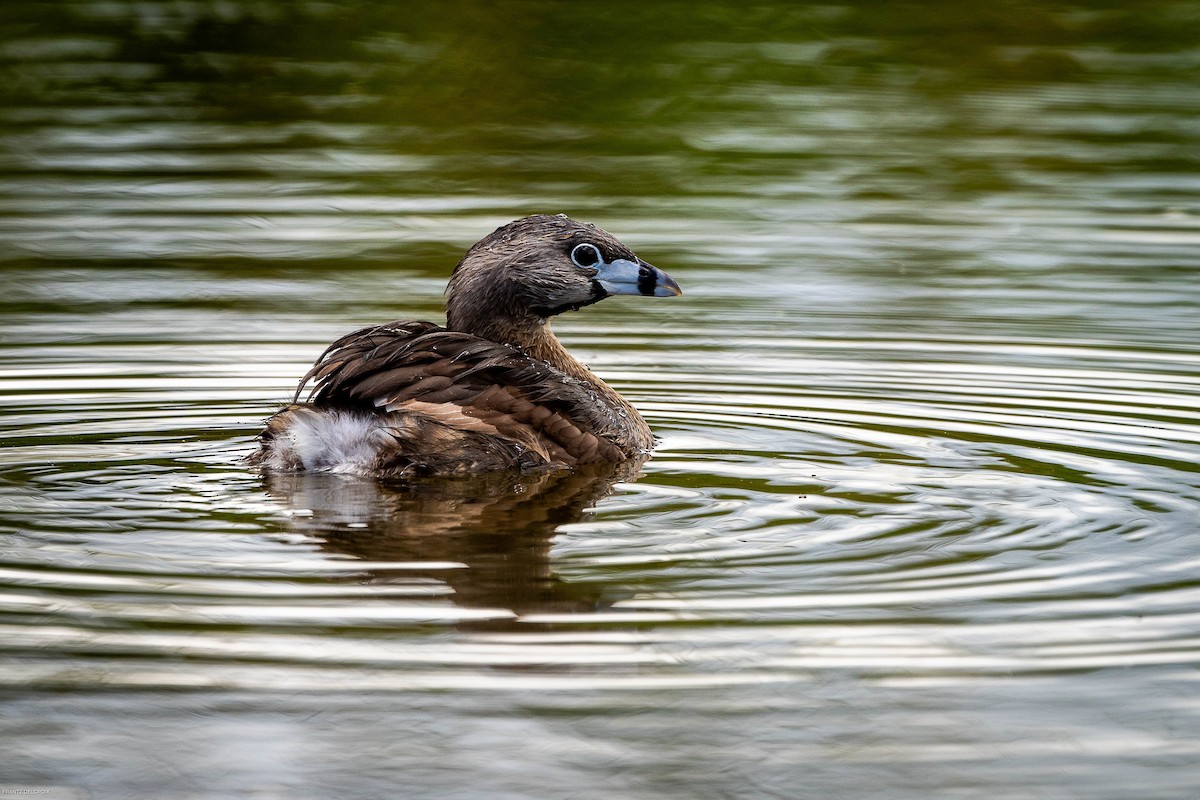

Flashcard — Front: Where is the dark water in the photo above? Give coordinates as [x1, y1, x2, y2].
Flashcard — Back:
[3, 2, 1200, 798]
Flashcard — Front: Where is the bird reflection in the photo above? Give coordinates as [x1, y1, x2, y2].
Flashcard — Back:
[263, 458, 645, 623]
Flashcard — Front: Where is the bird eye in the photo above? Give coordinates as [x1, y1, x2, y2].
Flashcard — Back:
[570, 243, 602, 269]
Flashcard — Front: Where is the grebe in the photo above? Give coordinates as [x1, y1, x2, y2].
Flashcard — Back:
[253, 214, 682, 476]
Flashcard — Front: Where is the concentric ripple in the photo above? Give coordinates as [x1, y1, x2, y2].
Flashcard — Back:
[3, 1, 1200, 796]
[2, 280, 1198, 692]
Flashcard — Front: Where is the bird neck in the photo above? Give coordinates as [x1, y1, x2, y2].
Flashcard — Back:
[524, 323, 650, 434]
[456, 313, 584, 379]
[446, 308, 654, 452]
[522, 323, 598, 383]
[451, 312, 636, 412]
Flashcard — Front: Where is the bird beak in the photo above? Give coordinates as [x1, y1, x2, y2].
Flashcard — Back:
[595, 258, 683, 298]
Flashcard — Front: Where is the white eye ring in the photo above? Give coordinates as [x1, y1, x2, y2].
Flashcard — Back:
[570, 243, 603, 269]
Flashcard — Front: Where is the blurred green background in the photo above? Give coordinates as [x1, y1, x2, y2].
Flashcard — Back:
[2, 3, 1200, 799]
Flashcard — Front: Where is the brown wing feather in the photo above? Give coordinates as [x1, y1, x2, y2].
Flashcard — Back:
[293, 321, 626, 465]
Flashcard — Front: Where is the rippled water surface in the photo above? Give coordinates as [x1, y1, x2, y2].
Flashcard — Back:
[3, 2, 1200, 798]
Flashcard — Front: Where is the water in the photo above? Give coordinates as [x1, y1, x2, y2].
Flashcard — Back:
[2, 2, 1200, 797]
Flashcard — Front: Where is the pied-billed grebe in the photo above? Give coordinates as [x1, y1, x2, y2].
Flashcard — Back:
[253, 214, 682, 476]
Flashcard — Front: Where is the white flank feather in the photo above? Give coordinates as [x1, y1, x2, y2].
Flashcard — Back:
[267, 409, 393, 474]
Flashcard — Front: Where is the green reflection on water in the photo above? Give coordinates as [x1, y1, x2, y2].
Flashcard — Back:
[1, 3, 1200, 798]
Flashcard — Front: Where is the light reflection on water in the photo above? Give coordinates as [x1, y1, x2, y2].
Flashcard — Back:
[2, 1, 1200, 798]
